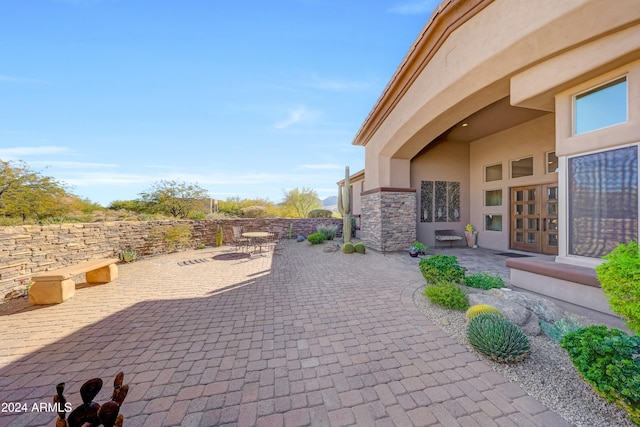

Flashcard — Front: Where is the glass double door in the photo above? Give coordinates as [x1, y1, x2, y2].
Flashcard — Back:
[510, 184, 558, 254]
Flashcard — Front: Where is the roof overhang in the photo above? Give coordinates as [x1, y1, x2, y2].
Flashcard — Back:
[351, 0, 494, 147]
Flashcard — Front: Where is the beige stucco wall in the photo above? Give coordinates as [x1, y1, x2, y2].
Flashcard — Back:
[410, 140, 470, 247]
[469, 115, 556, 251]
[360, 0, 640, 192]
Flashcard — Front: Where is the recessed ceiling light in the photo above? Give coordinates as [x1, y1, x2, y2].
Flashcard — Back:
[461, 123, 468, 127]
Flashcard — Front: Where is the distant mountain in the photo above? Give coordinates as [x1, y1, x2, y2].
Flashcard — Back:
[323, 196, 338, 207]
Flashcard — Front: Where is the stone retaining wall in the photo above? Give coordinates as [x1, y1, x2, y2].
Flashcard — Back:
[0, 218, 342, 300]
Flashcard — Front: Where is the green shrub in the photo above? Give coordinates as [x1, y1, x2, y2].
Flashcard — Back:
[151, 224, 192, 251]
[466, 304, 503, 322]
[540, 317, 581, 343]
[308, 209, 333, 218]
[596, 241, 640, 334]
[342, 242, 354, 254]
[423, 283, 469, 311]
[317, 224, 338, 240]
[419, 255, 465, 284]
[467, 314, 530, 363]
[240, 205, 268, 218]
[119, 249, 138, 263]
[464, 273, 505, 290]
[411, 241, 429, 255]
[353, 242, 366, 254]
[561, 325, 640, 424]
[307, 232, 326, 244]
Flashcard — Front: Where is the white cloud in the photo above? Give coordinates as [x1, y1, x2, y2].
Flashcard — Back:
[298, 164, 342, 170]
[388, 0, 439, 15]
[0, 75, 47, 84]
[62, 172, 152, 186]
[0, 146, 70, 159]
[274, 106, 307, 129]
[30, 161, 118, 169]
[302, 75, 370, 91]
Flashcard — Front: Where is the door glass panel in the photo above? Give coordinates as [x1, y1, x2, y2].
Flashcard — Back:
[547, 187, 557, 200]
[516, 232, 524, 243]
[547, 219, 558, 231]
[516, 204, 524, 215]
[527, 218, 537, 230]
[527, 232, 536, 244]
[527, 189, 536, 200]
[547, 203, 557, 216]
[516, 190, 524, 201]
[516, 218, 523, 229]
[527, 204, 536, 215]
[548, 234, 558, 246]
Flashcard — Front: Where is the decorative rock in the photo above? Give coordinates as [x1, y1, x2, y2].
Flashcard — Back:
[488, 288, 565, 323]
[323, 244, 340, 253]
[467, 293, 541, 335]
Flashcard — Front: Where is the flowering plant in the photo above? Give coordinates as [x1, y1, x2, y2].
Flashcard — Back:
[465, 224, 476, 233]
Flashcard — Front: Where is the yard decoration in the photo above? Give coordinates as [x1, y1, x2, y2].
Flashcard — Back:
[338, 166, 351, 244]
[54, 372, 129, 427]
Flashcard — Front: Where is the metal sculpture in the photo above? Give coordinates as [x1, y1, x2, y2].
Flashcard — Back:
[54, 372, 129, 427]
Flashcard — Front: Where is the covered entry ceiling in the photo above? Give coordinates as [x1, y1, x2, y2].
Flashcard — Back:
[444, 97, 549, 143]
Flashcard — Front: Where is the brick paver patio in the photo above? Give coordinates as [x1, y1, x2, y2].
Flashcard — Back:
[0, 241, 571, 426]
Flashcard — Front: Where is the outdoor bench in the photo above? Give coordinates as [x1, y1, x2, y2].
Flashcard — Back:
[29, 258, 119, 305]
[435, 229, 463, 247]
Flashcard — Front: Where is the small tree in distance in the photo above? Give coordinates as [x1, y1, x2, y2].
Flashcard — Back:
[139, 180, 209, 219]
[281, 187, 322, 218]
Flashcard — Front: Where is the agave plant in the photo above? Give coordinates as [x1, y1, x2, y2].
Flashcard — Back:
[120, 249, 138, 263]
[467, 314, 530, 363]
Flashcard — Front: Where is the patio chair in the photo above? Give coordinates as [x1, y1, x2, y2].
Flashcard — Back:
[232, 226, 250, 252]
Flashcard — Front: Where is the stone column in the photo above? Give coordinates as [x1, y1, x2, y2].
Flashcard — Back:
[361, 188, 416, 252]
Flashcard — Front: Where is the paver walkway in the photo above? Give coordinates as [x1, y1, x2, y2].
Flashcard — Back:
[0, 241, 571, 426]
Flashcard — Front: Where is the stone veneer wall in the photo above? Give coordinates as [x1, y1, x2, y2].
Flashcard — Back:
[0, 218, 341, 300]
[361, 188, 417, 252]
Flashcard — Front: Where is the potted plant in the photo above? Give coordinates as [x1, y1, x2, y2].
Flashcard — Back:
[465, 224, 478, 248]
[409, 241, 429, 257]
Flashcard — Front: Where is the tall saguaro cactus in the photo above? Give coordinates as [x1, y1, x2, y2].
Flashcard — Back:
[338, 166, 351, 243]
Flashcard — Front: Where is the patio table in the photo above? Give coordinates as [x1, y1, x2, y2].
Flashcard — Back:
[242, 231, 270, 253]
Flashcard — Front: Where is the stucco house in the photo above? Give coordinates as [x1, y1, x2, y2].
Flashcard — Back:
[348, 0, 640, 313]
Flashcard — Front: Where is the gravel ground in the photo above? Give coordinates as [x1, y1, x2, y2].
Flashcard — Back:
[413, 286, 634, 427]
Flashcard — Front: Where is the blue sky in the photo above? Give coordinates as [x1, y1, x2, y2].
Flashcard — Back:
[1, 0, 438, 206]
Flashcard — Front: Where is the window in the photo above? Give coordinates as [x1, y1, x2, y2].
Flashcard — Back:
[546, 152, 558, 174]
[568, 145, 638, 258]
[485, 164, 502, 182]
[511, 157, 533, 178]
[484, 189, 502, 206]
[574, 76, 627, 135]
[485, 215, 502, 231]
[420, 181, 460, 223]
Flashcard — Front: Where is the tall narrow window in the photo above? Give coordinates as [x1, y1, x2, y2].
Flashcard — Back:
[568, 145, 638, 258]
[575, 77, 627, 135]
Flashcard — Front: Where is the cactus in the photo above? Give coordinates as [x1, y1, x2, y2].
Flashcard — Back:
[467, 314, 530, 363]
[338, 166, 351, 243]
[466, 304, 504, 322]
[215, 225, 223, 247]
[120, 249, 137, 263]
[342, 242, 354, 254]
[354, 242, 366, 254]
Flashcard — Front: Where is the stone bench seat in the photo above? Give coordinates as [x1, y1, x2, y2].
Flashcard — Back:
[505, 256, 613, 315]
[29, 258, 119, 305]
[435, 229, 463, 247]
